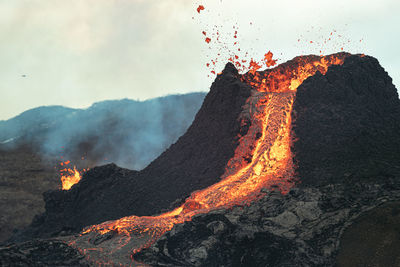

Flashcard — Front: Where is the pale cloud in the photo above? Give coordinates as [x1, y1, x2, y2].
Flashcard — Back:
[0, 0, 399, 120]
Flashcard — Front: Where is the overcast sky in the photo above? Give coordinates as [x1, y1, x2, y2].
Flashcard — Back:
[1, 0, 399, 120]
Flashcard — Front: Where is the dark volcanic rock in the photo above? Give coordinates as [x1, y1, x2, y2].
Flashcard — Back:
[134, 182, 400, 267]
[15, 63, 252, 240]
[0, 239, 88, 267]
[336, 201, 400, 266]
[292, 55, 400, 186]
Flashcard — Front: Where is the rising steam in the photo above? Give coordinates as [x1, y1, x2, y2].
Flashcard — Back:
[0, 93, 206, 170]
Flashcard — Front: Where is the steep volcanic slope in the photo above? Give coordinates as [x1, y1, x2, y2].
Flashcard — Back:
[14, 63, 252, 240]
[293, 55, 400, 186]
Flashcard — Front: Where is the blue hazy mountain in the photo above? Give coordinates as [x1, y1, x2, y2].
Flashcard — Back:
[0, 92, 206, 170]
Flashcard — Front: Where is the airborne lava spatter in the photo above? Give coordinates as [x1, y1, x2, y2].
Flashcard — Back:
[78, 53, 352, 262]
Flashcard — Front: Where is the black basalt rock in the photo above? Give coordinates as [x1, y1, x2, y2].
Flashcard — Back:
[0, 239, 89, 267]
[292, 55, 400, 186]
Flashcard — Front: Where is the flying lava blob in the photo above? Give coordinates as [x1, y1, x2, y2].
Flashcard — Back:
[197, 5, 205, 13]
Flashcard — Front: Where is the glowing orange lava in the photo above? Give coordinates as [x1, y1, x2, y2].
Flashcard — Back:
[264, 51, 277, 67]
[80, 53, 352, 259]
[197, 5, 205, 13]
[61, 166, 81, 190]
[59, 160, 86, 190]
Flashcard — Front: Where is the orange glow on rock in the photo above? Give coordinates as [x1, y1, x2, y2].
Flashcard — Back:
[249, 59, 262, 75]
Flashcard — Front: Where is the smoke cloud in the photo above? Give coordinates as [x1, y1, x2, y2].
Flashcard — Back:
[0, 93, 205, 170]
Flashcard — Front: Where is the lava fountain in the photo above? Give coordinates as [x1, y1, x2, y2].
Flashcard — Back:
[59, 160, 83, 190]
[76, 52, 353, 263]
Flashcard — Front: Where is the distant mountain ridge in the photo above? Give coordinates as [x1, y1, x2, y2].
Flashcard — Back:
[0, 92, 206, 170]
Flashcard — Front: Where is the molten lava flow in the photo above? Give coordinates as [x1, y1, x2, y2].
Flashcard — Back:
[60, 165, 82, 190]
[79, 53, 352, 260]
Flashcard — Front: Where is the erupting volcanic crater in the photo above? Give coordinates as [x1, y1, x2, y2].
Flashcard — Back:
[79, 53, 351, 246]
[70, 53, 352, 260]
[6, 52, 400, 266]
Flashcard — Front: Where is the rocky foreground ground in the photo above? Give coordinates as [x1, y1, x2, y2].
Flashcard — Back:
[134, 181, 400, 266]
[1, 179, 400, 266]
